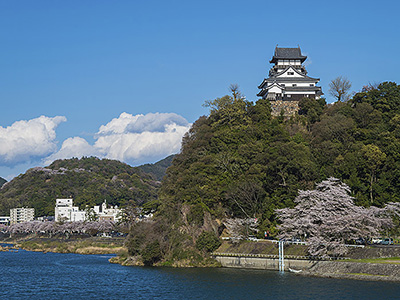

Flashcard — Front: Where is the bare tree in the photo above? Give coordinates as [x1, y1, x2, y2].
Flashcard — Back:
[229, 84, 243, 101]
[329, 76, 352, 102]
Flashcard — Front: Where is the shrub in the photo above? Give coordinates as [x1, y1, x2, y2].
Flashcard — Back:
[196, 231, 221, 253]
[141, 241, 162, 266]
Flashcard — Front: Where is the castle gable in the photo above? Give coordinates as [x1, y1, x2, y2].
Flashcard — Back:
[258, 46, 323, 116]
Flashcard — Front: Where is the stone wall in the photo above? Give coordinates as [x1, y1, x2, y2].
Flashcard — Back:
[270, 100, 299, 117]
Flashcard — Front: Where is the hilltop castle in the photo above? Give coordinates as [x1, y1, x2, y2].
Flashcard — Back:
[258, 46, 323, 116]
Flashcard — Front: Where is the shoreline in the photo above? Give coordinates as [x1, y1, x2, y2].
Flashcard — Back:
[0, 236, 127, 256]
[3, 237, 400, 282]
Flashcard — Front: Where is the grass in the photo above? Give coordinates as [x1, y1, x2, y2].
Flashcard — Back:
[347, 257, 400, 264]
[17, 237, 127, 255]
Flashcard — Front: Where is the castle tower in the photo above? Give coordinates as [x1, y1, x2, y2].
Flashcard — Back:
[257, 46, 323, 116]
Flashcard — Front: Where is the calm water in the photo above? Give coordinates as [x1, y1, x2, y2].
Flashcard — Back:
[1, 248, 399, 299]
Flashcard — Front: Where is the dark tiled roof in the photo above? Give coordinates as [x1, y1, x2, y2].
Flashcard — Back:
[270, 47, 307, 63]
[284, 86, 322, 92]
[265, 77, 320, 83]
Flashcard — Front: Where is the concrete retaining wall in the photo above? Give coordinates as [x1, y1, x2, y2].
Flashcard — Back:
[214, 255, 315, 271]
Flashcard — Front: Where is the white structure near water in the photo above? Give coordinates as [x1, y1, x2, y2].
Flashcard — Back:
[10, 207, 35, 224]
[55, 199, 86, 222]
[93, 201, 121, 222]
[55, 198, 121, 222]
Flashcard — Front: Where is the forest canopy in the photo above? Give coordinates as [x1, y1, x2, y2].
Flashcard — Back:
[159, 81, 400, 237]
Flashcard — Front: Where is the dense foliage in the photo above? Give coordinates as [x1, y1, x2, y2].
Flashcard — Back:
[137, 155, 175, 181]
[0, 157, 162, 216]
[196, 231, 221, 253]
[159, 82, 400, 239]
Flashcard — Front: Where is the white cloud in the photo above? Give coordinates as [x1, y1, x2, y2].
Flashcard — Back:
[43, 137, 99, 165]
[97, 112, 189, 135]
[45, 112, 191, 166]
[0, 116, 66, 166]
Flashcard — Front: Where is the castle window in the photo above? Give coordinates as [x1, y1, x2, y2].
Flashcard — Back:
[292, 84, 297, 87]
[287, 72, 294, 75]
[310, 84, 314, 86]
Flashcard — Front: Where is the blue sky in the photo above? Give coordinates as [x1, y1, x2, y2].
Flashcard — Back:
[1, 0, 399, 180]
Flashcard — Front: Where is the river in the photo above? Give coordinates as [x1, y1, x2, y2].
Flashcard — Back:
[1, 248, 399, 299]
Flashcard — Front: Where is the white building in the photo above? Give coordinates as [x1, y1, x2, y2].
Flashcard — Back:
[55, 198, 121, 222]
[10, 207, 35, 224]
[93, 200, 121, 222]
[55, 199, 86, 222]
[0, 216, 10, 225]
[258, 46, 323, 116]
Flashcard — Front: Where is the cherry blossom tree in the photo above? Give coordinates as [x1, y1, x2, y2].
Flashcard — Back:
[6, 220, 117, 238]
[223, 218, 258, 241]
[276, 177, 399, 257]
[0, 224, 7, 232]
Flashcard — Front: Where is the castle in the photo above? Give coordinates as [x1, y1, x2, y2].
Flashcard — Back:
[258, 46, 323, 116]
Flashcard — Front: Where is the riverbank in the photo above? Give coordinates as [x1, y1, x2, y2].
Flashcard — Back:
[0, 235, 127, 255]
[302, 260, 400, 282]
[4, 235, 400, 282]
[213, 240, 400, 282]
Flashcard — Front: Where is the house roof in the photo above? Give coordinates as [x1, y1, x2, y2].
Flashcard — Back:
[270, 46, 307, 63]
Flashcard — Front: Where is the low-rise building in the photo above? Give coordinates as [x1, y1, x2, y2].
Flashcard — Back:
[55, 199, 86, 222]
[94, 201, 121, 222]
[0, 216, 10, 225]
[10, 207, 35, 224]
[55, 199, 121, 222]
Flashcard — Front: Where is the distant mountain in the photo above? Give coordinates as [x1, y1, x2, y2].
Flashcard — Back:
[137, 155, 175, 181]
[0, 157, 161, 216]
[0, 177, 6, 188]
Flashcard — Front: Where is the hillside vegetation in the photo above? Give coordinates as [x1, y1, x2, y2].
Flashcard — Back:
[125, 81, 400, 265]
[137, 155, 175, 181]
[0, 157, 168, 216]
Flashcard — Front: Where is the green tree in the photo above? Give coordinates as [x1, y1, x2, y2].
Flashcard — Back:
[361, 144, 386, 204]
[141, 241, 162, 266]
[196, 231, 221, 253]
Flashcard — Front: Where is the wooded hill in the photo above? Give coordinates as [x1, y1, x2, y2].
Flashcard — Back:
[158, 81, 400, 239]
[137, 155, 175, 181]
[0, 156, 172, 216]
[124, 82, 400, 266]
